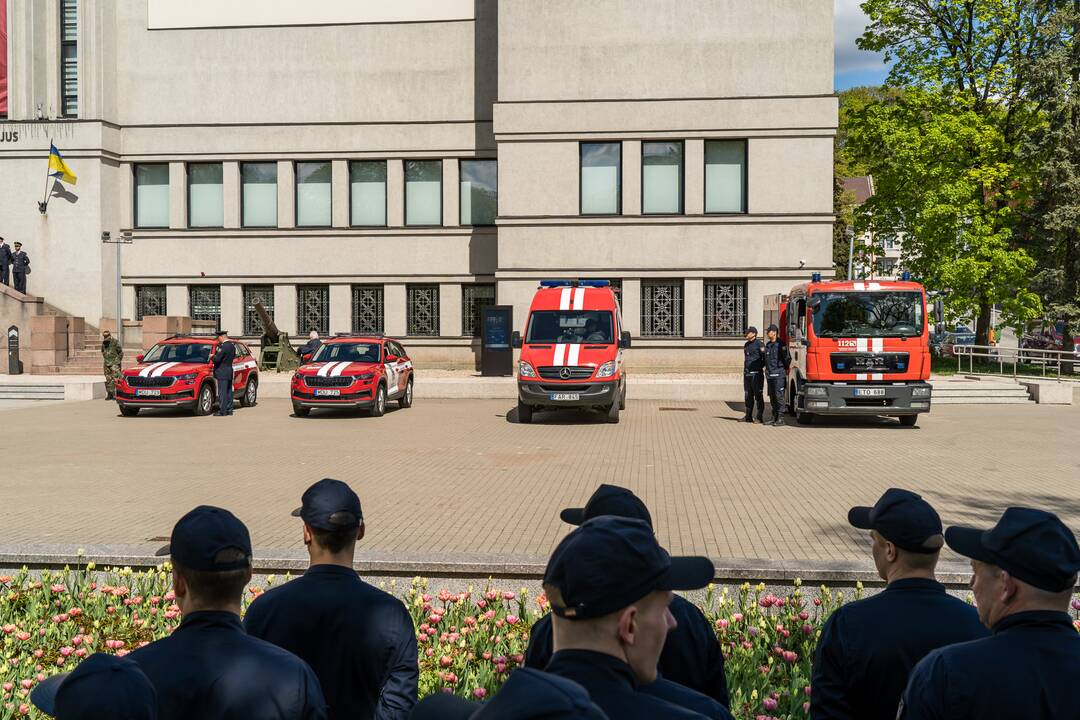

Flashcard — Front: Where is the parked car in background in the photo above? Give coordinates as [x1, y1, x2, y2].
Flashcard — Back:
[1020, 321, 1080, 362]
[930, 325, 976, 358]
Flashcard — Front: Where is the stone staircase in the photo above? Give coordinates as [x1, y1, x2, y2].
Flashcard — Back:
[930, 377, 1034, 404]
[0, 382, 65, 401]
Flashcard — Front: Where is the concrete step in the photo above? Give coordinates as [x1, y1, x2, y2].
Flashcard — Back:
[0, 384, 65, 401]
[933, 388, 1031, 398]
[933, 396, 1033, 405]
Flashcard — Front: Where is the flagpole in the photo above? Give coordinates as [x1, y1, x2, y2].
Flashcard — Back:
[39, 139, 53, 214]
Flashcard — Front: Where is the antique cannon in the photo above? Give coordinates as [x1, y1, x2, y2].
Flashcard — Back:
[255, 301, 301, 372]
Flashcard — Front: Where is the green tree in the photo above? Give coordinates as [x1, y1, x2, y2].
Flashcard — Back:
[847, 89, 1042, 331]
[1018, 0, 1080, 370]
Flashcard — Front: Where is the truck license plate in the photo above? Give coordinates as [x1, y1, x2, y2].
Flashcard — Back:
[854, 388, 886, 397]
[315, 389, 341, 397]
[136, 389, 160, 397]
[550, 393, 580, 401]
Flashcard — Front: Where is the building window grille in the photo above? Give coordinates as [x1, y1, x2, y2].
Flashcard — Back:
[580, 143, 621, 215]
[189, 285, 221, 324]
[462, 284, 496, 337]
[703, 280, 746, 337]
[242, 163, 278, 227]
[351, 285, 384, 335]
[297, 285, 330, 336]
[407, 285, 440, 336]
[704, 140, 747, 214]
[350, 161, 387, 226]
[188, 163, 224, 227]
[134, 164, 169, 228]
[459, 160, 497, 226]
[243, 285, 274, 337]
[135, 285, 166, 321]
[641, 280, 683, 337]
[60, 0, 78, 117]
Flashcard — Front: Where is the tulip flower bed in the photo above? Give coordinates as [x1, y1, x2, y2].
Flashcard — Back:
[2, 565, 1079, 720]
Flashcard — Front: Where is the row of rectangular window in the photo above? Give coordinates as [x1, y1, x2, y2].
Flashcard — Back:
[60, 0, 78, 118]
[580, 140, 748, 216]
[134, 279, 745, 340]
[133, 160, 498, 230]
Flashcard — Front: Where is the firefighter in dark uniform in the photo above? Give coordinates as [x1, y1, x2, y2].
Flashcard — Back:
[525, 484, 731, 718]
[763, 324, 790, 426]
[245, 479, 419, 720]
[211, 330, 236, 416]
[742, 326, 765, 423]
[409, 667, 609, 720]
[810, 489, 987, 720]
[898, 507, 1080, 720]
[129, 506, 328, 720]
[31, 652, 158, 720]
[540, 516, 717, 720]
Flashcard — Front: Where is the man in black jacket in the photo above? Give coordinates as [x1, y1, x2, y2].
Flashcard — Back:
[10, 241, 29, 294]
[742, 326, 765, 423]
[211, 330, 236, 416]
[763, 324, 790, 426]
[0, 236, 12, 286]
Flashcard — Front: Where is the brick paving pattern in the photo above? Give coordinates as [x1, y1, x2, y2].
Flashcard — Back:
[1, 398, 1077, 567]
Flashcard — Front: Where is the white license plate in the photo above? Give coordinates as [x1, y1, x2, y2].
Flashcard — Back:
[854, 388, 886, 397]
[315, 389, 341, 397]
[136, 389, 161, 397]
[549, 393, 580, 401]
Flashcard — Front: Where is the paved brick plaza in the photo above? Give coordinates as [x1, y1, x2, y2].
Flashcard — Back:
[1, 396, 1078, 574]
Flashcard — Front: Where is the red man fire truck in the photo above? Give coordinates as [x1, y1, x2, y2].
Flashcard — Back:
[764, 273, 941, 426]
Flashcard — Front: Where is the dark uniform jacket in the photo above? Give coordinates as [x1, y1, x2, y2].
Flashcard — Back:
[129, 611, 328, 720]
[0, 243, 11, 268]
[545, 650, 711, 720]
[298, 338, 322, 358]
[526, 596, 730, 708]
[898, 610, 1080, 720]
[244, 564, 419, 720]
[763, 339, 790, 377]
[811, 578, 988, 720]
[743, 339, 764, 375]
[212, 341, 236, 380]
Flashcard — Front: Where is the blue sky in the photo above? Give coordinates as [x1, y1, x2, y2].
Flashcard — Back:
[835, 0, 891, 90]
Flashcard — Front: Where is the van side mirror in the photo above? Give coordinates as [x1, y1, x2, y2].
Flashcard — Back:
[511, 331, 522, 349]
[934, 298, 944, 325]
[302, 353, 312, 362]
[385, 354, 399, 363]
[619, 331, 632, 349]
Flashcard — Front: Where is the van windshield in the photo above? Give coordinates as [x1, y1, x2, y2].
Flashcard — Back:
[526, 311, 614, 344]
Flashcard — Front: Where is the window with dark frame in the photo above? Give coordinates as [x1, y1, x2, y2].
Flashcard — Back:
[459, 160, 497, 226]
[704, 140, 747, 214]
[580, 143, 621, 215]
[134, 164, 169, 228]
[188, 285, 221, 324]
[349, 161, 387, 227]
[351, 285, 385, 335]
[640, 280, 684, 337]
[60, 0, 78, 117]
[297, 285, 330, 336]
[703, 280, 747, 337]
[296, 161, 332, 227]
[135, 285, 166, 321]
[405, 160, 442, 226]
[241, 162, 278, 228]
[462, 284, 496, 337]
[243, 285, 275, 337]
[642, 141, 684, 215]
[187, 163, 224, 228]
[407, 284, 440, 336]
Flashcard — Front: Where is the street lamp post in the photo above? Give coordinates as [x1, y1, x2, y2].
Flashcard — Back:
[101, 231, 133, 347]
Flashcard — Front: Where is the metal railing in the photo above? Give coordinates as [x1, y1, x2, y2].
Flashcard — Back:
[953, 344, 1079, 380]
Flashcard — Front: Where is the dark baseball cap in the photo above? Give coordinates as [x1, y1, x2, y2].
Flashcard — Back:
[848, 488, 944, 554]
[215, 329, 228, 337]
[559, 484, 652, 528]
[291, 478, 363, 531]
[766, 324, 779, 333]
[745, 326, 758, 335]
[409, 668, 609, 720]
[543, 516, 714, 620]
[31, 653, 157, 720]
[945, 507, 1080, 592]
[155, 505, 252, 572]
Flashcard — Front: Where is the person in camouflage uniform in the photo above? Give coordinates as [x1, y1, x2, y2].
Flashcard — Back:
[101, 330, 123, 400]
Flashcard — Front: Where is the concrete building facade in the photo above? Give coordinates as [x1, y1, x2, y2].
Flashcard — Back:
[0, 0, 836, 370]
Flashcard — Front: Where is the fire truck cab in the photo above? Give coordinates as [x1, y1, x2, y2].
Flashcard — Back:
[766, 274, 936, 426]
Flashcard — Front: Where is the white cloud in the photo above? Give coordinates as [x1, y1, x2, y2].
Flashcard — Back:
[835, 0, 889, 75]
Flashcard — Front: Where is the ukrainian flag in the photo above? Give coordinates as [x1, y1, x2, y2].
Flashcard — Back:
[48, 143, 77, 185]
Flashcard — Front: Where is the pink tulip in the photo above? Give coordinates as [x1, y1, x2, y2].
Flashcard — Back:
[50, 585, 65, 593]
[2, 683, 12, 692]
[440, 655, 453, 667]
[763, 697, 778, 711]
[473, 688, 487, 699]
[59, 647, 74, 657]
[18, 704, 29, 716]
[20, 680, 32, 690]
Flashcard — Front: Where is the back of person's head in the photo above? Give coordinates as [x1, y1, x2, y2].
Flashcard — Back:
[292, 478, 364, 557]
[543, 516, 713, 684]
[410, 668, 609, 720]
[31, 653, 157, 720]
[848, 488, 944, 580]
[559, 484, 652, 529]
[156, 506, 253, 612]
[309, 330, 319, 339]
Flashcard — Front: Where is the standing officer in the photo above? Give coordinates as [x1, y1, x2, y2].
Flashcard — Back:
[526, 484, 731, 714]
[129, 506, 328, 719]
[811, 488, 987, 720]
[541, 516, 717, 720]
[101, 330, 123, 400]
[31, 652, 158, 720]
[211, 329, 236, 416]
[742, 326, 765, 423]
[763, 324, 789, 426]
[898, 507, 1080, 719]
[410, 667, 609, 720]
[10, 241, 30, 294]
[245, 479, 418, 720]
[0, 236, 12, 286]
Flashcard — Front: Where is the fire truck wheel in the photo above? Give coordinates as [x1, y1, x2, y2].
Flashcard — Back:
[786, 382, 797, 415]
[606, 400, 620, 424]
[898, 415, 918, 427]
[516, 400, 533, 424]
